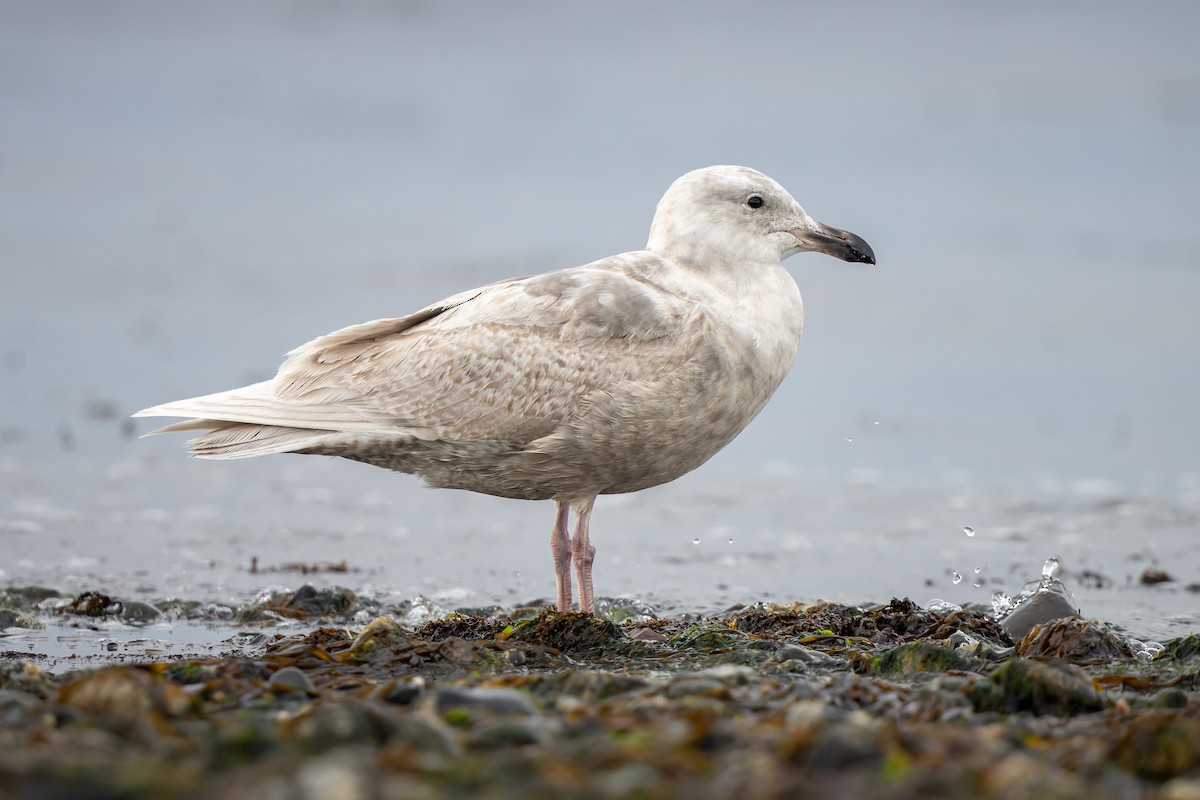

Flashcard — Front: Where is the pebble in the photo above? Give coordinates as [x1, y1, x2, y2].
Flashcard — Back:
[268, 666, 316, 695]
[118, 600, 162, 623]
[771, 646, 838, 666]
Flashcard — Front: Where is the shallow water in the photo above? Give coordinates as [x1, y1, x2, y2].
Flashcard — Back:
[3, 446, 1197, 647]
[2, 2, 1199, 651]
[3, 617, 263, 669]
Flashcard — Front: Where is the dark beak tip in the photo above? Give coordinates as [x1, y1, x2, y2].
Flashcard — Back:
[846, 233, 876, 265]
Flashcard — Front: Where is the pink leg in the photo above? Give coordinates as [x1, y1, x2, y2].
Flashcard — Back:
[571, 510, 597, 614]
[550, 501, 572, 612]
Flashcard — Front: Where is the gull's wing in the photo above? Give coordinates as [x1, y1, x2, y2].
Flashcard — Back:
[135, 252, 703, 448]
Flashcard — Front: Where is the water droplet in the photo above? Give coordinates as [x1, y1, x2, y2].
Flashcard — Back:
[951, 571, 963, 585]
[844, 437, 854, 443]
[963, 526, 975, 537]
[991, 591, 1013, 616]
[1128, 638, 1164, 661]
[1140, 641, 1165, 658]
[973, 567, 982, 574]
[692, 537, 701, 545]
[873, 420, 880, 426]
[926, 599, 961, 613]
[1042, 556, 1060, 579]
[727, 538, 734, 544]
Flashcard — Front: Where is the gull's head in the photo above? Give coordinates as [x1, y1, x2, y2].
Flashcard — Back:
[647, 165, 875, 269]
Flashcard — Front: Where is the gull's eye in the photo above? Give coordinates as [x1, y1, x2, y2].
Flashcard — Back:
[747, 195, 764, 209]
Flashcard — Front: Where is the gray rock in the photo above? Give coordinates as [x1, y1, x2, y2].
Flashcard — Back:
[118, 600, 162, 623]
[772, 646, 838, 666]
[286, 584, 357, 617]
[268, 666, 316, 695]
[1000, 580, 1079, 640]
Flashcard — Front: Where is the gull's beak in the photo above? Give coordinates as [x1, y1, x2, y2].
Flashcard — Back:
[788, 221, 876, 265]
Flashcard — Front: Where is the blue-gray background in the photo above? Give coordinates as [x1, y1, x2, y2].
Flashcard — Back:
[2, 2, 1198, 638]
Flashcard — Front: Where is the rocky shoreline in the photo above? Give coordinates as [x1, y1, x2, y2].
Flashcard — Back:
[2, 588, 1199, 799]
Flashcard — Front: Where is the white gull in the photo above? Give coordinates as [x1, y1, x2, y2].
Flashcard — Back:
[135, 165, 876, 613]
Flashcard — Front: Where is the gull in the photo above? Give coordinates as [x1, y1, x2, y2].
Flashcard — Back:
[135, 165, 875, 614]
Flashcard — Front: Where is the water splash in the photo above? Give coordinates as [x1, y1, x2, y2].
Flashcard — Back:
[926, 599, 962, 613]
[251, 585, 292, 606]
[1041, 555, 1061, 581]
[951, 571, 963, 585]
[398, 595, 450, 627]
[1127, 638, 1165, 662]
[991, 591, 1015, 616]
[593, 596, 659, 624]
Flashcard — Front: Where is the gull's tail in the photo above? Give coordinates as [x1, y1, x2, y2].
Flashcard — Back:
[133, 381, 340, 459]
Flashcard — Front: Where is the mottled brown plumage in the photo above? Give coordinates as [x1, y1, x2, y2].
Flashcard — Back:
[136, 165, 875, 613]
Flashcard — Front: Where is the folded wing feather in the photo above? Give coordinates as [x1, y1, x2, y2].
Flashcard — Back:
[134, 253, 696, 458]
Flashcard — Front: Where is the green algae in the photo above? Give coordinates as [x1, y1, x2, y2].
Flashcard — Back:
[968, 658, 1106, 716]
[1159, 634, 1200, 662]
[867, 641, 974, 677]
